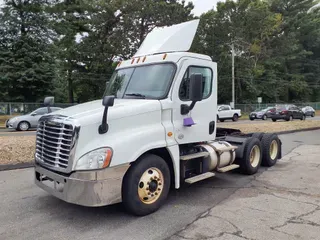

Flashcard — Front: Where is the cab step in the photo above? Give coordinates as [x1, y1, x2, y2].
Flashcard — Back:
[185, 172, 215, 184]
[180, 152, 209, 161]
[217, 164, 240, 173]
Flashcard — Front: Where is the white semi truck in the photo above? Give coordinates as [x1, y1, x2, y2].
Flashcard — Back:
[34, 20, 282, 216]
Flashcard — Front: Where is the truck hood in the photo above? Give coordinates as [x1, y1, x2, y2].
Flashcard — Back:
[51, 99, 162, 126]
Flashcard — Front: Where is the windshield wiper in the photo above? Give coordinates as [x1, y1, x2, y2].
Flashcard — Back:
[125, 93, 146, 99]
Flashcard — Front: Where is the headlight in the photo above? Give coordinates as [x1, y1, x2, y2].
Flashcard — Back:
[75, 147, 113, 171]
[9, 117, 18, 123]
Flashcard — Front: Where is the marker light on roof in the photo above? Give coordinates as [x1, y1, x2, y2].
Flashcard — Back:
[163, 53, 167, 60]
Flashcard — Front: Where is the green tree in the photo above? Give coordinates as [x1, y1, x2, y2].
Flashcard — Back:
[0, 0, 57, 102]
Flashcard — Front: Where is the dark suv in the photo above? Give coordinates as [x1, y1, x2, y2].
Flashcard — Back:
[271, 105, 305, 122]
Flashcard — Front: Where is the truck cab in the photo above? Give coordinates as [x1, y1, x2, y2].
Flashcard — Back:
[34, 20, 282, 216]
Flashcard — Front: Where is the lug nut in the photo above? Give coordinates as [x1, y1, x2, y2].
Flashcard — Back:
[158, 188, 161, 191]
[146, 187, 149, 191]
[155, 192, 158, 195]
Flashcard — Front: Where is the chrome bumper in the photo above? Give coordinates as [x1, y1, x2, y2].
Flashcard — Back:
[35, 163, 130, 207]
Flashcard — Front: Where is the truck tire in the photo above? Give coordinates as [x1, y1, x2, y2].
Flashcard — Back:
[122, 154, 171, 216]
[272, 119, 277, 122]
[261, 133, 280, 167]
[220, 119, 225, 122]
[238, 137, 262, 175]
[232, 114, 239, 122]
[252, 132, 264, 140]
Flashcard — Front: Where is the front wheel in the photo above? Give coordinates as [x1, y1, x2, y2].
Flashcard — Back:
[17, 121, 30, 131]
[232, 114, 239, 122]
[262, 115, 267, 120]
[272, 119, 277, 122]
[301, 115, 306, 121]
[311, 112, 315, 117]
[122, 154, 170, 216]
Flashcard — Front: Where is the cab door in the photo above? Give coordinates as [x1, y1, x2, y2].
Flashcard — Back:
[171, 59, 217, 144]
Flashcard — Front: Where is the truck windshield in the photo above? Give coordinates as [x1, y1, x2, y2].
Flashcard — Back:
[104, 63, 176, 99]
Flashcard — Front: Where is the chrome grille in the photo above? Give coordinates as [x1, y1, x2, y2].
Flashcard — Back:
[36, 120, 74, 169]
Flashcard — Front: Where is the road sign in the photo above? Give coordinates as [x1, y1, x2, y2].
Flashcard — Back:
[257, 97, 262, 103]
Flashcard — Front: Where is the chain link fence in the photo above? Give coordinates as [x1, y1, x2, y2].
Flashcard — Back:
[1, 101, 320, 116]
[0, 102, 77, 116]
[235, 102, 320, 113]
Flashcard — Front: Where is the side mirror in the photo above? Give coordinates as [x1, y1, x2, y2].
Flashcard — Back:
[99, 96, 115, 134]
[180, 73, 203, 115]
[102, 95, 115, 107]
[189, 73, 203, 102]
[44, 96, 54, 113]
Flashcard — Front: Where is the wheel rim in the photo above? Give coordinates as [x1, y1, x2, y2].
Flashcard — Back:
[263, 115, 266, 120]
[249, 145, 260, 168]
[138, 167, 164, 204]
[20, 122, 29, 131]
[290, 116, 293, 121]
[269, 140, 278, 160]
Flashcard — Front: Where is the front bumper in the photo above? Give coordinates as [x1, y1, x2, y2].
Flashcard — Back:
[35, 163, 130, 207]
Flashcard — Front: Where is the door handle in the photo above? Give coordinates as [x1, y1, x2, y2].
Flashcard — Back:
[209, 121, 215, 134]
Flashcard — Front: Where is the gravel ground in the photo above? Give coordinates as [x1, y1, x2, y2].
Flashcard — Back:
[0, 120, 319, 165]
[0, 136, 35, 165]
[221, 120, 320, 133]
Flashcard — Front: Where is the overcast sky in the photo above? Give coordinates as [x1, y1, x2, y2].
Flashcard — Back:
[190, 0, 224, 15]
[0, 0, 221, 15]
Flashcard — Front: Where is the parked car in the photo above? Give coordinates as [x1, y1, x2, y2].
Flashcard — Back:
[5, 107, 62, 131]
[217, 105, 241, 122]
[249, 107, 275, 120]
[302, 106, 316, 117]
[271, 105, 305, 122]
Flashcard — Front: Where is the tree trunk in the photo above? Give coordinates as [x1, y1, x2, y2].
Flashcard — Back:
[67, 70, 74, 103]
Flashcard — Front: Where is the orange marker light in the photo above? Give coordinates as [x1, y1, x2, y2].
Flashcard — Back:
[117, 61, 122, 67]
[167, 132, 173, 137]
[102, 149, 113, 168]
[136, 57, 140, 63]
[131, 58, 135, 64]
[163, 53, 167, 60]
[142, 56, 147, 62]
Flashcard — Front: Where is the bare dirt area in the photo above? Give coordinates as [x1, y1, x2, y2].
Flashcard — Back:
[221, 120, 320, 133]
[0, 136, 35, 165]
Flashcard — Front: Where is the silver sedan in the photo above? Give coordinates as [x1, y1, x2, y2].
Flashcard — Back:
[5, 107, 62, 131]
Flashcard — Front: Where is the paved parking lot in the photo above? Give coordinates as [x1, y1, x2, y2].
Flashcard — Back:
[0, 130, 320, 240]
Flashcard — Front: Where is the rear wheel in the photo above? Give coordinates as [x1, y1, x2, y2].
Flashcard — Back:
[122, 154, 170, 216]
[262, 115, 267, 120]
[311, 112, 315, 117]
[261, 133, 281, 167]
[252, 132, 264, 140]
[301, 115, 306, 121]
[232, 114, 239, 122]
[250, 117, 255, 121]
[238, 137, 262, 175]
[220, 119, 225, 122]
[272, 118, 277, 122]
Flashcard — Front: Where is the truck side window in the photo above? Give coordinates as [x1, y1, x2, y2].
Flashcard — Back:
[179, 66, 212, 101]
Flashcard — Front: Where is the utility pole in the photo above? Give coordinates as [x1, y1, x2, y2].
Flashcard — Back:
[231, 43, 235, 107]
